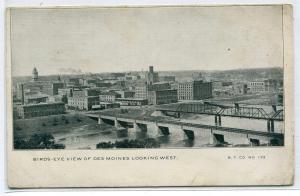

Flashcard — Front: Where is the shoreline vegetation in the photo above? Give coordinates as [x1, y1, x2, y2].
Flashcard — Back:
[96, 138, 160, 149]
[14, 133, 65, 149]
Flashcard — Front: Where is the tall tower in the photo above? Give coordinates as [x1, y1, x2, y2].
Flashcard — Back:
[32, 67, 38, 82]
[149, 66, 154, 73]
[146, 66, 159, 85]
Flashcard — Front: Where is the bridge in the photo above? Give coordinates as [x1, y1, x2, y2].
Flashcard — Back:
[155, 102, 284, 132]
[84, 112, 284, 147]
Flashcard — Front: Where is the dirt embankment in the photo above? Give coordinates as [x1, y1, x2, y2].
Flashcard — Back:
[13, 113, 99, 138]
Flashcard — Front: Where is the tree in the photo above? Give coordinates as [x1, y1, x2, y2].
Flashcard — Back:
[53, 118, 58, 126]
[14, 133, 65, 149]
[96, 142, 114, 149]
[96, 139, 161, 149]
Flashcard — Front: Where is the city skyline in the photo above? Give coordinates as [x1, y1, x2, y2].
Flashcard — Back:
[10, 6, 284, 76]
[13, 65, 283, 77]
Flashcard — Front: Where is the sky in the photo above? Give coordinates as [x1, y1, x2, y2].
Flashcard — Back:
[10, 5, 284, 76]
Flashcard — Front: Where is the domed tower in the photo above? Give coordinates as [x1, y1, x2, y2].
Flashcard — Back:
[32, 67, 38, 82]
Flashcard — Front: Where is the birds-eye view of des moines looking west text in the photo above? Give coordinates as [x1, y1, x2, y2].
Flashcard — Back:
[10, 6, 285, 150]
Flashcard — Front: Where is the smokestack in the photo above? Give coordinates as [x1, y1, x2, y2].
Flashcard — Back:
[21, 84, 24, 105]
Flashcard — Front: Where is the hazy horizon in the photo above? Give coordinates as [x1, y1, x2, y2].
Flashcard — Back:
[13, 66, 283, 78]
[10, 6, 284, 76]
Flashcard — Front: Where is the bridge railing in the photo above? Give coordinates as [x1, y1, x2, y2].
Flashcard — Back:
[156, 102, 284, 121]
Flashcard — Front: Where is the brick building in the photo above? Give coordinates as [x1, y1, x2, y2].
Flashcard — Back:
[17, 102, 65, 119]
[24, 93, 48, 104]
[178, 80, 212, 100]
[148, 89, 178, 105]
[67, 88, 101, 110]
[99, 92, 121, 103]
[115, 98, 148, 106]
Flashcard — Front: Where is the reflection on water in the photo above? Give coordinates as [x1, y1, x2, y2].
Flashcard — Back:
[53, 114, 284, 149]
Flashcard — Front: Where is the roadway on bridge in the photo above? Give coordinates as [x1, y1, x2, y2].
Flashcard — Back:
[86, 109, 283, 138]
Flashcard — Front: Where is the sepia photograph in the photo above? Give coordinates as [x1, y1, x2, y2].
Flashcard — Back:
[5, 4, 294, 188]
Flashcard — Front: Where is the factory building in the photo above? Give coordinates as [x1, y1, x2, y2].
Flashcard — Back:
[148, 89, 178, 105]
[99, 92, 121, 103]
[16, 68, 64, 103]
[17, 102, 65, 119]
[115, 98, 148, 106]
[67, 88, 101, 110]
[178, 80, 212, 100]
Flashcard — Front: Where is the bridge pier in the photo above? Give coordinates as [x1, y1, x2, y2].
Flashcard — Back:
[267, 120, 275, 133]
[98, 118, 104, 124]
[208, 130, 227, 145]
[183, 129, 195, 140]
[134, 122, 141, 132]
[215, 115, 222, 126]
[146, 124, 160, 138]
[157, 126, 170, 136]
[134, 122, 148, 132]
[270, 120, 274, 133]
[249, 138, 260, 146]
[97, 114, 284, 147]
[114, 118, 121, 128]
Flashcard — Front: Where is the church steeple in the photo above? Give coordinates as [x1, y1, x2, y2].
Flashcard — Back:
[32, 67, 38, 82]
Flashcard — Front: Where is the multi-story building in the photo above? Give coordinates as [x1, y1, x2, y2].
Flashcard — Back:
[99, 92, 121, 103]
[149, 82, 171, 91]
[17, 102, 65, 119]
[69, 78, 81, 86]
[58, 88, 73, 97]
[148, 89, 178, 105]
[135, 82, 171, 104]
[16, 68, 64, 103]
[248, 81, 265, 93]
[68, 96, 99, 110]
[178, 80, 212, 100]
[249, 79, 279, 93]
[99, 102, 120, 109]
[67, 88, 101, 110]
[135, 82, 171, 100]
[134, 82, 149, 100]
[233, 83, 248, 95]
[49, 94, 68, 104]
[96, 82, 112, 88]
[24, 93, 48, 104]
[79, 78, 97, 86]
[42, 82, 65, 96]
[115, 98, 148, 106]
[16, 82, 43, 101]
[264, 79, 278, 92]
[72, 88, 101, 97]
[115, 90, 135, 98]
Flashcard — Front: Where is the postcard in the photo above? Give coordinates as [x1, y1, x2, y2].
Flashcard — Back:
[6, 5, 294, 188]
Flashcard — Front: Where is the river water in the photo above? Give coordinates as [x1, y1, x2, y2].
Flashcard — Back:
[52, 109, 284, 149]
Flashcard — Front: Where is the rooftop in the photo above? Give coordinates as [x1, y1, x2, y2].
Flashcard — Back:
[21, 102, 65, 107]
